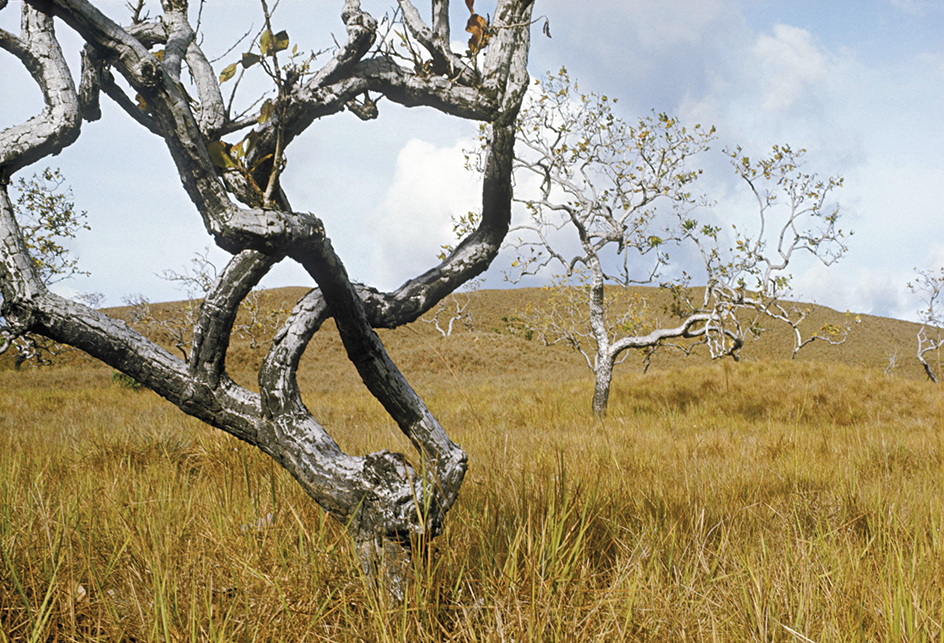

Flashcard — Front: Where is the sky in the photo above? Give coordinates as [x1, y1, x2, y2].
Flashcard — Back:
[1, 0, 943, 321]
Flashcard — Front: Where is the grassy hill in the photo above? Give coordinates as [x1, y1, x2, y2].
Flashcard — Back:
[1, 287, 943, 641]
[0, 285, 934, 383]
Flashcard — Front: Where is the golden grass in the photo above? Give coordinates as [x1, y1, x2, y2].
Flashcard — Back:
[1, 289, 944, 641]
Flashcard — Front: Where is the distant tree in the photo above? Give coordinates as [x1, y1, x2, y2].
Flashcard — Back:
[473, 70, 850, 415]
[0, 0, 534, 596]
[422, 277, 481, 337]
[0, 168, 90, 367]
[908, 267, 944, 383]
[158, 247, 288, 355]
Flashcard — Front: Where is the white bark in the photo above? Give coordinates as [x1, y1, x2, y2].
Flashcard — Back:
[909, 268, 944, 383]
[505, 74, 847, 416]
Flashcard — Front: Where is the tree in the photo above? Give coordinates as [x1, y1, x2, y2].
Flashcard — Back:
[0, 0, 534, 595]
[157, 247, 288, 357]
[0, 167, 91, 367]
[908, 267, 944, 383]
[422, 277, 481, 337]
[485, 70, 849, 415]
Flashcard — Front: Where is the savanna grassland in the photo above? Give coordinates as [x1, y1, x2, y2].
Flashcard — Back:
[1, 288, 943, 642]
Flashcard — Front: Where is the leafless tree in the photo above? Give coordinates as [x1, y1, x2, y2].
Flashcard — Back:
[484, 70, 850, 415]
[0, 0, 534, 595]
[422, 277, 480, 336]
[908, 267, 944, 383]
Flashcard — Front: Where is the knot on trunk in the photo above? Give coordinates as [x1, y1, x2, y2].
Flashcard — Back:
[133, 56, 162, 88]
[0, 296, 38, 336]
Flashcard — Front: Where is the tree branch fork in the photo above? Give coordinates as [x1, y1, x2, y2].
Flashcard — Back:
[1, 0, 534, 591]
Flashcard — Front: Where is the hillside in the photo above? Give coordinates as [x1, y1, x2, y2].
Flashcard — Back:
[2, 286, 944, 640]
[0, 285, 933, 384]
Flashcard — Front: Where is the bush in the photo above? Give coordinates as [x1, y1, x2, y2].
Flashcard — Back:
[111, 371, 143, 391]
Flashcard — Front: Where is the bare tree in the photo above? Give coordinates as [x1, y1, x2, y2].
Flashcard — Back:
[422, 277, 481, 337]
[0, 0, 534, 595]
[484, 70, 849, 415]
[908, 267, 944, 383]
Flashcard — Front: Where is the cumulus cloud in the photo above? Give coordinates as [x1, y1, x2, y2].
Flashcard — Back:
[677, 22, 857, 158]
[753, 24, 829, 113]
[852, 269, 913, 319]
[619, 0, 727, 49]
[793, 262, 914, 321]
[368, 138, 482, 290]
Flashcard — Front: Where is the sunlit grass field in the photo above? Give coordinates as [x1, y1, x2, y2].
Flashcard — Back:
[1, 289, 943, 641]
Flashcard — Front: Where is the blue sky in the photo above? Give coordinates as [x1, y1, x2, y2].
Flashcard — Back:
[2, 1, 942, 321]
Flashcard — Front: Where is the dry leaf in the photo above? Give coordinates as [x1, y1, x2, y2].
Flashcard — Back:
[466, 13, 489, 54]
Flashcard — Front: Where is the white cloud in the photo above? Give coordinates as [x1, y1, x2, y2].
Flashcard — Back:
[793, 263, 914, 320]
[854, 269, 911, 319]
[753, 24, 829, 113]
[538, 0, 727, 50]
[620, 0, 727, 50]
[923, 245, 944, 272]
[368, 138, 481, 290]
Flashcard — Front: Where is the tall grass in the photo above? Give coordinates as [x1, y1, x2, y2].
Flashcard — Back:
[2, 320, 944, 639]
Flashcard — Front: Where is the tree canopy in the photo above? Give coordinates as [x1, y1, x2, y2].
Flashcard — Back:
[479, 70, 851, 414]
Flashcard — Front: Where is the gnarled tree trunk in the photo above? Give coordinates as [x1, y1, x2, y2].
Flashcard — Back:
[0, 0, 534, 596]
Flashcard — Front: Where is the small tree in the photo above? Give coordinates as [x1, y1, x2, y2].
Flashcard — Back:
[0, 168, 89, 367]
[482, 70, 850, 415]
[159, 247, 288, 354]
[908, 267, 944, 383]
[422, 277, 481, 337]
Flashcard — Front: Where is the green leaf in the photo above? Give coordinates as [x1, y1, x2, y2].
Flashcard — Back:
[241, 52, 261, 68]
[207, 141, 237, 169]
[219, 62, 238, 83]
[260, 30, 288, 55]
[258, 99, 274, 123]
